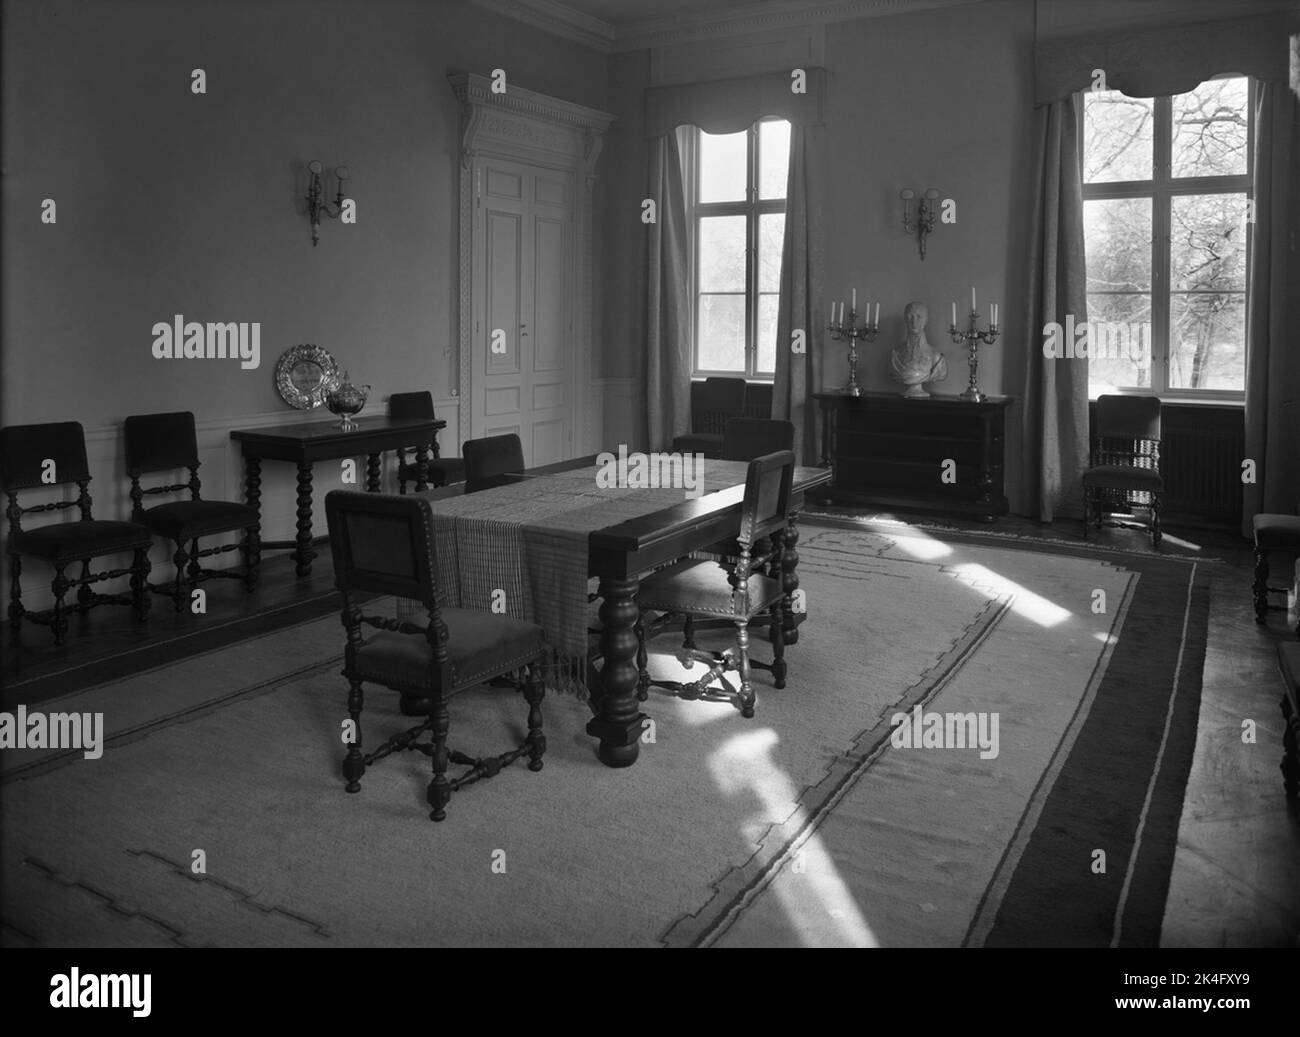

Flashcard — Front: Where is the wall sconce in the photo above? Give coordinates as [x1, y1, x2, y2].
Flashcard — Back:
[306, 160, 351, 247]
[901, 188, 940, 260]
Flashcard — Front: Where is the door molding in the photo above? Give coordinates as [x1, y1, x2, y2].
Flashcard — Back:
[449, 72, 614, 455]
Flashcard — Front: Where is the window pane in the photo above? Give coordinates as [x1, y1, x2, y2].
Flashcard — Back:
[698, 215, 746, 292]
[1172, 77, 1248, 178]
[1083, 91, 1154, 183]
[758, 213, 785, 293]
[759, 120, 790, 200]
[1169, 292, 1246, 391]
[1086, 294, 1152, 393]
[1084, 197, 1153, 291]
[699, 129, 747, 203]
[698, 294, 745, 371]
[757, 294, 779, 374]
[1170, 193, 1248, 292]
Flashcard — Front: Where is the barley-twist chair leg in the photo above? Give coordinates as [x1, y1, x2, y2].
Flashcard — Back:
[427, 698, 452, 822]
[524, 663, 546, 771]
[735, 618, 755, 719]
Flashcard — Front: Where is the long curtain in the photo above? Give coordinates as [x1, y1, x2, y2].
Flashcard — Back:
[1020, 95, 1090, 521]
[1243, 78, 1300, 530]
[644, 131, 691, 452]
[772, 123, 826, 466]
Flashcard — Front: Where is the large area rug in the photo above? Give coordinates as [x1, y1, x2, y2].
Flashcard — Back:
[0, 524, 1209, 947]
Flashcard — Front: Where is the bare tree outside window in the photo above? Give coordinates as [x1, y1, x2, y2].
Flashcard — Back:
[1082, 76, 1251, 397]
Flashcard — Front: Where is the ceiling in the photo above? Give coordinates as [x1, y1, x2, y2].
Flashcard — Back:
[558, 0, 765, 25]
[475, 0, 987, 52]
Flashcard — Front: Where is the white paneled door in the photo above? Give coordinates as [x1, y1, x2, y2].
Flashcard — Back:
[471, 156, 575, 466]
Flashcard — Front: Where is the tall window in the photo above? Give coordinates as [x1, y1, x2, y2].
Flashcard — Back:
[687, 118, 790, 379]
[1082, 75, 1252, 398]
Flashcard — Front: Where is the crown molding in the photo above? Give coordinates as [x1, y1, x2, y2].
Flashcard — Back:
[472, 0, 988, 53]
[613, 0, 987, 51]
[469, 0, 616, 53]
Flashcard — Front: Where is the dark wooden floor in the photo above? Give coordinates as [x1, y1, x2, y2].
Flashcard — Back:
[1, 548, 343, 708]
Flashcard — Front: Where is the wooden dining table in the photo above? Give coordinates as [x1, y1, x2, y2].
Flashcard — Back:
[418, 455, 832, 769]
[231, 416, 445, 577]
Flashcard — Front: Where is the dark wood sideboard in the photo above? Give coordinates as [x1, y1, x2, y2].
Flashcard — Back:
[814, 390, 1012, 522]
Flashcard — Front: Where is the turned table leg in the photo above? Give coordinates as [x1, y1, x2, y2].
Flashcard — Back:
[243, 454, 262, 522]
[414, 445, 430, 493]
[585, 576, 646, 768]
[295, 460, 316, 578]
[365, 452, 382, 493]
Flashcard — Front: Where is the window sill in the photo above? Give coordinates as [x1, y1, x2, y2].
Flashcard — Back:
[1089, 393, 1244, 407]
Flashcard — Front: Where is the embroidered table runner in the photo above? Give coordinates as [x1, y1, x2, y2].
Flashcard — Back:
[421, 461, 753, 694]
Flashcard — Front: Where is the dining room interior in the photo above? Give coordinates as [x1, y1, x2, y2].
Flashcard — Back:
[2, 0, 1299, 950]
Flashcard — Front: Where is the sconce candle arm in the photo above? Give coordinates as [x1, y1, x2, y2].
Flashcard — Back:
[305, 162, 351, 247]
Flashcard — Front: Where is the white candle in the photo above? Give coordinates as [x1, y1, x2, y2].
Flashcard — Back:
[852, 289, 857, 314]
[874, 302, 880, 327]
[993, 303, 999, 326]
[952, 302, 957, 327]
[971, 286, 977, 313]
[839, 302, 845, 326]
[989, 303, 994, 327]
[830, 301, 837, 326]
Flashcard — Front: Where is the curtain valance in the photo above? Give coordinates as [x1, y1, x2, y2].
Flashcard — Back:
[1034, 13, 1298, 106]
[644, 68, 825, 138]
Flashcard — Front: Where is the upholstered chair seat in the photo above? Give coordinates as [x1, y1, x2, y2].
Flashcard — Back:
[139, 500, 260, 541]
[125, 411, 260, 611]
[325, 489, 547, 822]
[14, 520, 152, 562]
[638, 560, 782, 618]
[634, 450, 795, 718]
[1252, 513, 1300, 551]
[354, 608, 547, 714]
[1251, 505, 1300, 638]
[2, 420, 152, 645]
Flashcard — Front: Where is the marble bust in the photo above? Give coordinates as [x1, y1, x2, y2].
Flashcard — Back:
[889, 302, 948, 397]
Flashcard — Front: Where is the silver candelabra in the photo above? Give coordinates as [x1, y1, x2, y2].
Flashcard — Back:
[949, 309, 999, 403]
[827, 306, 879, 397]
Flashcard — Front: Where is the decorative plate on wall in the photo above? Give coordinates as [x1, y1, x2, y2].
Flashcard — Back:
[275, 344, 341, 410]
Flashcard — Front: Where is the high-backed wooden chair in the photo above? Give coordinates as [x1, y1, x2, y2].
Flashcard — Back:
[1252, 497, 1300, 639]
[125, 411, 260, 611]
[1, 421, 152, 644]
[672, 377, 747, 458]
[390, 391, 465, 492]
[721, 417, 795, 462]
[1082, 395, 1164, 547]
[634, 450, 794, 718]
[463, 433, 524, 494]
[325, 490, 547, 821]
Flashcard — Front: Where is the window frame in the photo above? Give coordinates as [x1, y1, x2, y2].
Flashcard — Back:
[1079, 74, 1254, 403]
[685, 117, 789, 381]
